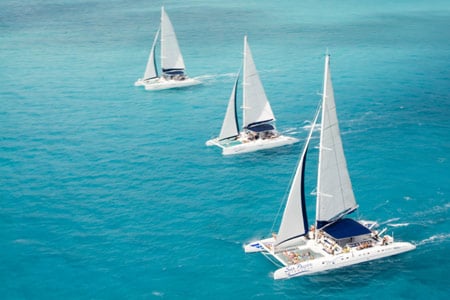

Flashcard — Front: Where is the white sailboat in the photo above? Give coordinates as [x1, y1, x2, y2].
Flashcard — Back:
[244, 54, 415, 279]
[134, 7, 201, 90]
[206, 36, 299, 155]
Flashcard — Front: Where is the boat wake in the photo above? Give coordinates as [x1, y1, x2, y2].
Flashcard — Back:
[388, 222, 410, 228]
[302, 121, 321, 132]
[379, 217, 400, 226]
[13, 239, 42, 245]
[282, 127, 300, 135]
[194, 73, 237, 83]
[382, 218, 411, 228]
[416, 233, 450, 246]
[152, 291, 164, 298]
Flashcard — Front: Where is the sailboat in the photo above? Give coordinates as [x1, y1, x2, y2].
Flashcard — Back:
[206, 36, 299, 155]
[244, 54, 415, 279]
[134, 7, 201, 90]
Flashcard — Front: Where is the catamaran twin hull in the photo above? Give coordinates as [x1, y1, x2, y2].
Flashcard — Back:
[206, 36, 299, 154]
[244, 229, 415, 280]
[206, 135, 299, 155]
[136, 7, 201, 91]
[243, 55, 415, 280]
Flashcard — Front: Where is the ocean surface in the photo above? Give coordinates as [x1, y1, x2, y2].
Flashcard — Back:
[1, 0, 449, 298]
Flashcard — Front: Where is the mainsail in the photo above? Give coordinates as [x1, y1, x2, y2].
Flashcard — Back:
[143, 28, 160, 80]
[160, 7, 186, 75]
[275, 108, 320, 250]
[242, 36, 275, 130]
[316, 55, 357, 228]
[218, 72, 240, 141]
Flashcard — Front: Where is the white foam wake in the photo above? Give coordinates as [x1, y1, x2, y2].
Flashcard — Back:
[194, 72, 237, 82]
[302, 122, 321, 132]
[388, 223, 410, 228]
[416, 233, 450, 246]
[282, 127, 300, 135]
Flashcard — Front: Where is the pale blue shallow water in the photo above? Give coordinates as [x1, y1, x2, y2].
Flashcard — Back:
[1, 0, 449, 299]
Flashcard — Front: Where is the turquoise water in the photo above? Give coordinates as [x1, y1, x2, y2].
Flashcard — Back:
[1, 0, 449, 298]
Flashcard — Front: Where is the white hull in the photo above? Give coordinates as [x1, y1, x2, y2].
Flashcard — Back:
[244, 231, 416, 280]
[141, 77, 201, 90]
[273, 241, 415, 279]
[206, 135, 299, 155]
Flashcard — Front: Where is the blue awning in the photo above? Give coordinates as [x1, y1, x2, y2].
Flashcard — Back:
[322, 218, 371, 240]
[162, 68, 185, 75]
[247, 123, 274, 132]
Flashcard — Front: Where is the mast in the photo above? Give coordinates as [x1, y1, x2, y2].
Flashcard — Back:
[242, 36, 248, 129]
[315, 54, 358, 229]
[315, 55, 328, 229]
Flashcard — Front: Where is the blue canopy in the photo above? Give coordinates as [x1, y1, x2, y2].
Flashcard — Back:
[322, 218, 371, 240]
[162, 68, 185, 75]
[247, 123, 274, 132]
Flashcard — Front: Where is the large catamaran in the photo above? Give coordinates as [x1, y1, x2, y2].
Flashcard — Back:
[206, 36, 299, 155]
[244, 54, 415, 279]
[135, 7, 201, 90]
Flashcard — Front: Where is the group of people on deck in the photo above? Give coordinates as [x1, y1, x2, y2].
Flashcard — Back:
[283, 250, 313, 264]
[246, 130, 277, 141]
[357, 240, 373, 250]
[162, 73, 186, 81]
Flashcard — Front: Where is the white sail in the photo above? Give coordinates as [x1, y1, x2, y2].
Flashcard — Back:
[275, 108, 320, 250]
[218, 72, 240, 140]
[242, 36, 275, 129]
[143, 28, 160, 80]
[316, 55, 357, 227]
[160, 7, 186, 74]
